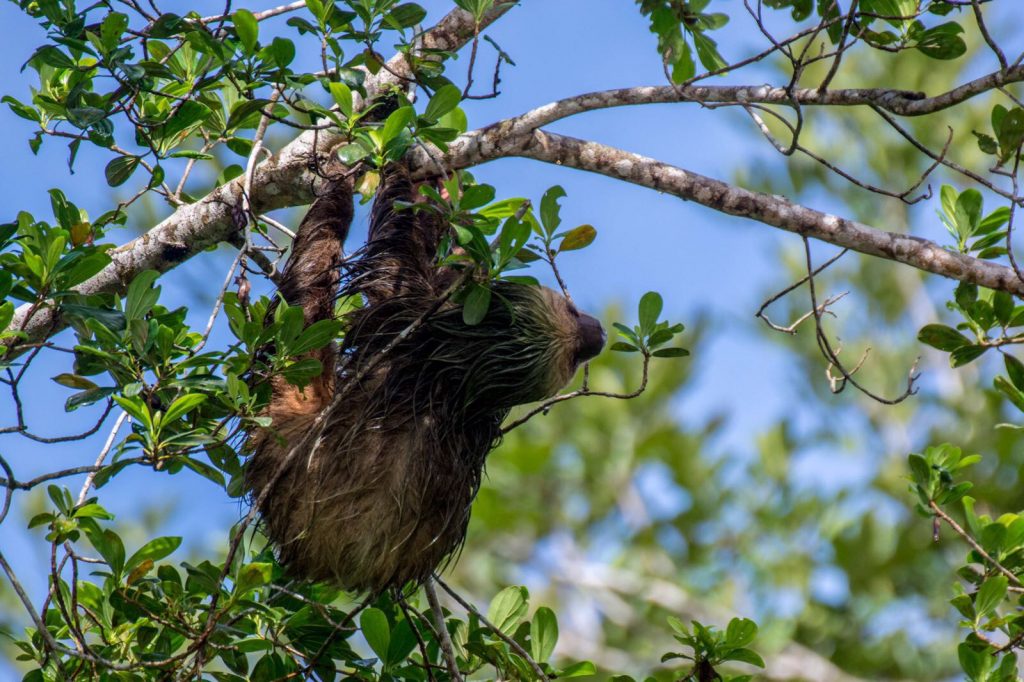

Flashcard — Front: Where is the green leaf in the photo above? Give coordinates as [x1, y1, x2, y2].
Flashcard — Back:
[462, 284, 491, 326]
[670, 39, 696, 82]
[479, 197, 529, 219]
[424, 84, 462, 122]
[638, 291, 663, 334]
[105, 156, 141, 187]
[381, 106, 415, 143]
[125, 269, 161, 321]
[162, 394, 207, 423]
[336, 143, 369, 166]
[329, 82, 353, 117]
[955, 189, 983, 239]
[233, 9, 259, 53]
[722, 647, 766, 668]
[974, 131, 998, 155]
[235, 561, 273, 593]
[155, 101, 211, 151]
[950, 345, 987, 368]
[100, 13, 129, 52]
[270, 37, 296, 68]
[52, 373, 98, 390]
[559, 661, 597, 677]
[227, 99, 274, 130]
[461, 184, 497, 211]
[999, 107, 1024, 159]
[3, 95, 40, 123]
[280, 358, 323, 387]
[652, 347, 689, 358]
[725, 618, 757, 648]
[113, 395, 151, 428]
[360, 608, 391, 662]
[977, 206, 1010, 235]
[994, 291, 1014, 326]
[955, 282, 978, 309]
[73, 503, 113, 520]
[125, 536, 182, 573]
[692, 32, 727, 72]
[387, 3, 428, 28]
[27, 512, 54, 529]
[915, 22, 966, 60]
[917, 324, 970, 352]
[63, 304, 126, 332]
[64, 386, 116, 412]
[91, 529, 126, 576]
[291, 319, 343, 355]
[531, 607, 558, 662]
[907, 453, 930, 487]
[29, 45, 76, 69]
[487, 586, 529, 634]
[169, 150, 215, 160]
[179, 457, 226, 486]
[386, 619, 419, 668]
[1005, 354, 1024, 391]
[959, 641, 993, 681]
[539, 186, 566, 236]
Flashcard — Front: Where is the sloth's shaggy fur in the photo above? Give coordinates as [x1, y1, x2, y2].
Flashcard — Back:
[245, 167, 605, 593]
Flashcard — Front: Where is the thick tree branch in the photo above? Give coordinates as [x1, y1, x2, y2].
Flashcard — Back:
[3, 2, 516, 352]
[418, 128, 1024, 296]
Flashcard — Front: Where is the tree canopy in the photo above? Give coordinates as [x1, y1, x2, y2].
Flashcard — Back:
[2, 1, 1024, 681]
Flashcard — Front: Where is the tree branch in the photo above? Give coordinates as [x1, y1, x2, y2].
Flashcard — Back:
[455, 68, 1024, 134]
[421, 128, 1024, 297]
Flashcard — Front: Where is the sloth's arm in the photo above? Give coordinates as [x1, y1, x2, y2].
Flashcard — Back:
[277, 180, 354, 325]
[271, 180, 353, 410]
[357, 166, 449, 304]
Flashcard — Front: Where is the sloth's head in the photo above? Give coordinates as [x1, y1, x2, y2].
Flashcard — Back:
[415, 281, 606, 414]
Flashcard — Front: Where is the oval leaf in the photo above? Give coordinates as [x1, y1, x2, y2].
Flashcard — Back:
[638, 291, 663, 334]
[105, 155, 141, 187]
[558, 224, 596, 253]
[424, 84, 462, 122]
[487, 586, 528, 634]
[531, 606, 558, 662]
[360, 607, 391, 662]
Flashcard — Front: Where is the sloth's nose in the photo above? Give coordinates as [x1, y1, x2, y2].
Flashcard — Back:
[576, 312, 606, 363]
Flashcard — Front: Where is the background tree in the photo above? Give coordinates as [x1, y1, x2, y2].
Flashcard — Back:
[1, 1, 1024, 680]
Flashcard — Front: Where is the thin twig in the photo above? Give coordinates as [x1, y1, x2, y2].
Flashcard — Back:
[76, 411, 130, 506]
[424, 579, 464, 682]
[930, 500, 1023, 588]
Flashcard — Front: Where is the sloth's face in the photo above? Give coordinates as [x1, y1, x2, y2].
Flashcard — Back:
[538, 286, 605, 369]
[514, 286, 606, 403]
[417, 283, 606, 412]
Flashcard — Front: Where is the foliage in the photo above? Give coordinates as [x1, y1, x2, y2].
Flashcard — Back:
[2, 0, 1024, 681]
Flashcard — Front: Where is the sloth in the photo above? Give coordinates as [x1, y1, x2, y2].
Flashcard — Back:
[245, 165, 606, 593]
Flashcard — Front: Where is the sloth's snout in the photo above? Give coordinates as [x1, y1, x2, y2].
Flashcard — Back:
[576, 312, 606, 363]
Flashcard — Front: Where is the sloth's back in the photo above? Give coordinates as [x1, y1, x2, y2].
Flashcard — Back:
[246, 388, 482, 593]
